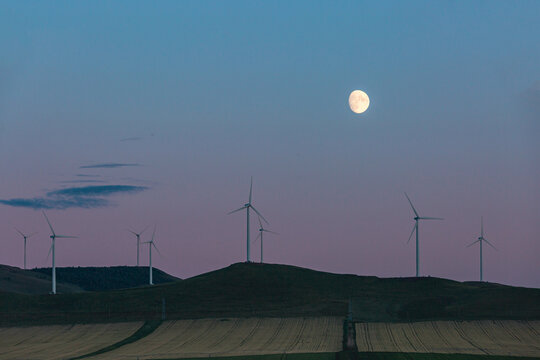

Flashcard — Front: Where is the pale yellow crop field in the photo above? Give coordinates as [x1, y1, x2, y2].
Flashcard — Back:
[0, 322, 142, 360]
[356, 320, 540, 357]
[86, 317, 343, 360]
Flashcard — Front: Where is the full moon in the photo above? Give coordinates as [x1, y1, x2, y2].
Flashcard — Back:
[348, 90, 370, 114]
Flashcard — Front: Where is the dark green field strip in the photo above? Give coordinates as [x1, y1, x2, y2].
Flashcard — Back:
[1, 263, 539, 326]
[69, 320, 161, 360]
[155, 352, 540, 360]
[357, 352, 540, 360]
[156, 353, 337, 360]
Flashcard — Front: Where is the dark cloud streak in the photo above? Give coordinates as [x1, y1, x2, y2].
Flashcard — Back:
[60, 180, 106, 184]
[80, 163, 140, 169]
[0, 185, 149, 210]
[0, 197, 108, 210]
[48, 185, 148, 197]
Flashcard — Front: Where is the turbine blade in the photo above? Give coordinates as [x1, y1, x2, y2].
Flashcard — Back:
[42, 211, 55, 236]
[481, 216, 484, 238]
[152, 242, 162, 257]
[467, 239, 480, 248]
[419, 217, 444, 220]
[407, 223, 417, 244]
[127, 229, 138, 235]
[14, 228, 25, 237]
[263, 230, 279, 235]
[151, 225, 156, 242]
[484, 239, 497, 250]
[140, 225, 150, 235]
[55, 235, 77, 239]
[404, 193, 419, 217]
[249, 176, 253, 204]
[46, 244, 53, 263]
[258, 216, 263, 230]
[227, 206, 246, 215]
[254, 233, 261, 242]
[250, 206, 268, 224]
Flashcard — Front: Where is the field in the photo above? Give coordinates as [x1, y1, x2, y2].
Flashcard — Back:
[83, 317, 342, 359]
[356, 320, 540, 357]
[0, 322, 142, 360]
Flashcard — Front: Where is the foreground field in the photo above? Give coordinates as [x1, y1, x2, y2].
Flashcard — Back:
[0, 322, 142, 360]
[356, 320, 540, 358]
[86, 317, 342, 360]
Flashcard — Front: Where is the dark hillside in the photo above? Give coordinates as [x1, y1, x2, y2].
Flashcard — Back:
[0, 265, 82, 294]
[0, 262, 538, 325]
[31, 266, 180, 291]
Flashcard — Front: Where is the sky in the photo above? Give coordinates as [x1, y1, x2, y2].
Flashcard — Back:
[1, 1, 539, 288]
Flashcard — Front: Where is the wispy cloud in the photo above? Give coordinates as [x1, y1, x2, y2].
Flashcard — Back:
[76, 174, 101, 178]
[48, 185, 147, 197]
[0, 197, 109, 210]
[80, 163, 140, 169]
[0, 185, 149, 210]
[60, 180, 106, 184]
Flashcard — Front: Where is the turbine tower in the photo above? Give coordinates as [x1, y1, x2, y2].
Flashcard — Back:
[467, 216, 496, 281]
[228, 177, 268, 262]
[405, 193, 443, 277]
[128, 225, 149, 266]
[43, 211, 77, 294]
[15, 228, 36, 270]
[143, 225, 160, 285]
[255, 217, 278, 263]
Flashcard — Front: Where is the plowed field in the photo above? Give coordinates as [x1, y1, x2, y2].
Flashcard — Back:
[356, 320, 540, 357]
[86, 317, 343, 359]
[0, 322, 142, 360]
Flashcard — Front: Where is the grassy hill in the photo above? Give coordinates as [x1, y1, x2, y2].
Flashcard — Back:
[30, 266, 180, 291]
[0, 262, 538, 325]
[0, 264, 83, 294]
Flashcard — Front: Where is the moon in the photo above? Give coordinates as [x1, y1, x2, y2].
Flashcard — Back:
[348, 90, 370, 114]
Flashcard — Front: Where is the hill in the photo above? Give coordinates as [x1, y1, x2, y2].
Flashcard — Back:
[30, 266, 180, 291]
[0, 264, 82, 294]
[0, 262, 539, 326]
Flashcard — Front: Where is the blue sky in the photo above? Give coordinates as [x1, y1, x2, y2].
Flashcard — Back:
[0, 1, 539, 286]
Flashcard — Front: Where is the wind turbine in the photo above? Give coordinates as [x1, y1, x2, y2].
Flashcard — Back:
[143, 225, 161, 285]
[228, 177, 268, 262]
[43, 211, 77, 294]
[15, 228, 36, 270]
[405, 193, 443, 277]
[255, 217, 278, 263]
[467, 216, 496, 281]
[127, 225, 149, 266]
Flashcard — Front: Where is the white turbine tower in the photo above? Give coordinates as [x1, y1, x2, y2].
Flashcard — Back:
[405, 193, 443, 277]
[228, 177, 268, 262]
[467, 216, 496, 282]
[255, 217, 278, 263]
[15, 228, 36, 270]
[43, 211, 77, 294]
[143, 226, 161, 285]
[128, 225, 149, 266]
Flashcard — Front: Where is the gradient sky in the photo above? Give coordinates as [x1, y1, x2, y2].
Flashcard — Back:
[1, 1, 539, 287]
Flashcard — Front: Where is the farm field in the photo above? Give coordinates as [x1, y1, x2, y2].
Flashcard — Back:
[85, 317, 343, 360]
[0, 322, 142, 360]
[356, 320, 540, 358]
